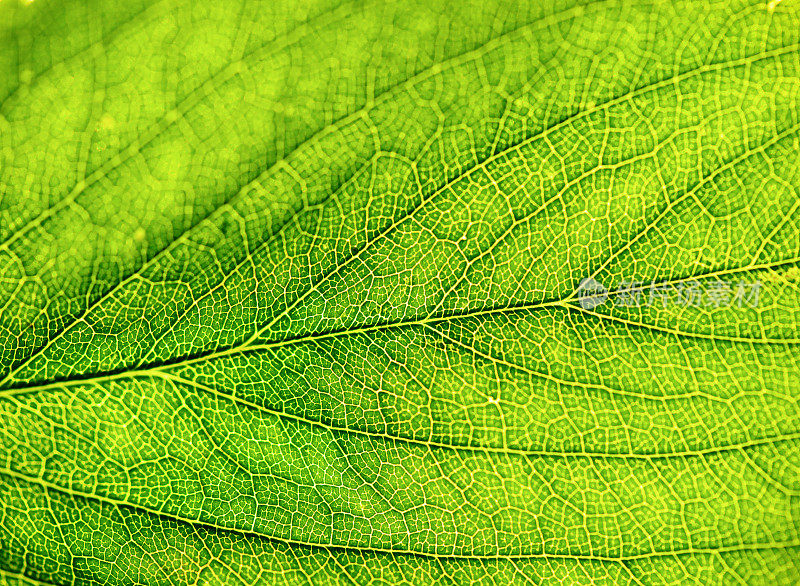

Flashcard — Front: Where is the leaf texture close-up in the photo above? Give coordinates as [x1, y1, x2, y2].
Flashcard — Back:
[1, 0, 799, 584]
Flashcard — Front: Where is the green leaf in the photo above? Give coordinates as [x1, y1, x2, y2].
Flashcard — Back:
[1, 0, 799, 583]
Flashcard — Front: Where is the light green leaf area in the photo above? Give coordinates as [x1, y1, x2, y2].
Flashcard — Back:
[0, 0, 799, 583]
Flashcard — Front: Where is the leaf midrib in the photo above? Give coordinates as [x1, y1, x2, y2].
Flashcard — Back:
[3, 252, 798, 400]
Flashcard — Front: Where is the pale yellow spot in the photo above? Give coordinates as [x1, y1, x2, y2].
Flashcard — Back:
[767, 0, 783, 12]
[99, 113, 116, 130]
[763, 267, 800, 283]
[19, 69, 33, 85]
[164, 109, 180, 123]
[227, 60, 245, 76]
[783, 267, 800, 282]
[133, 227, 147, 243]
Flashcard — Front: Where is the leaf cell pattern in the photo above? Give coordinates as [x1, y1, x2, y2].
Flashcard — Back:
[0, 0, 799, 584]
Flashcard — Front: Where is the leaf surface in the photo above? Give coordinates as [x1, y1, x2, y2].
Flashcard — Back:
[1, 0, 799, 583]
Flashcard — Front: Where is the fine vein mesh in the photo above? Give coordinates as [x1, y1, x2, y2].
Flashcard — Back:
[0, 0, 799, 584]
